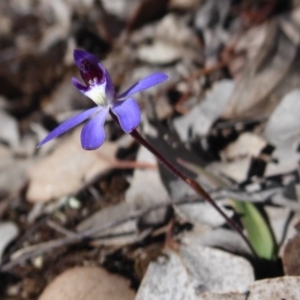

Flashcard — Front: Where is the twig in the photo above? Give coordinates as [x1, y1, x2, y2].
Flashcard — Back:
[0, 197, 197, 272]
[46, 220, 77, 238]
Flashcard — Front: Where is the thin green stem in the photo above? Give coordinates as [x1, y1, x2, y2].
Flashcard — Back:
[129, 128, 258, 258]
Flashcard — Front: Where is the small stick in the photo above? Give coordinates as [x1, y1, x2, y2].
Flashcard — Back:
[0, 197, 197, 271]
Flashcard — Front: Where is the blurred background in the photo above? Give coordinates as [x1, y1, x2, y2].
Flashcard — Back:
[1, 0, 300, 299]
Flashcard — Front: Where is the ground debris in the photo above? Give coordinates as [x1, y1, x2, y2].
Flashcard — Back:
[2, 1, 300, 299]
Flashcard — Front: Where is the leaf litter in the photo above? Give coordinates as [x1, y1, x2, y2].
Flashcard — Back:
[2, 0, 300, 299]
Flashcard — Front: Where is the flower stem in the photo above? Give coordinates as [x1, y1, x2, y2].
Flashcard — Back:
[130, 128, 258, 258]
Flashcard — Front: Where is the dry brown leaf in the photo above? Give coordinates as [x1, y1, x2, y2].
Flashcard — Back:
[38, 266, 135, 300]
[223, 17, 299, 119]
[227, 22, 269, 78]
[27, 128, 117, 203]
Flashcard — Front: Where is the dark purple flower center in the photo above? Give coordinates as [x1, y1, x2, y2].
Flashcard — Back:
[80, 59, 104, 86]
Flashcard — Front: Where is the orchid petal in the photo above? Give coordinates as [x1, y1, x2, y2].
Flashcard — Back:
[38, 107, 100, 147]
[117, 72, 168, 100]
[72, 77, 89, 94]
[111, 98, 141, 133]
[73, 49, 99, 69]
[81, 107, 109, 150]
[73, 76, 107, 106]
[74, 49, 106, 88]
[104, 68, 116, 101]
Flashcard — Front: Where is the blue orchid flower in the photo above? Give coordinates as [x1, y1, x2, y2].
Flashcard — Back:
[39, 49, 168, 150]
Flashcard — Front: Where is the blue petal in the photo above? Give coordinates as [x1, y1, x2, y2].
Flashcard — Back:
[81, 107, 109, 150]
[73, 49, 99, 69]
[72, 77, 89, 94]
[73, 49, 116, 103]
[111, 98, 141, 133]
[73, 49, 106, 88]
[117, 72, 168, 100]
[104, 69, 116, 101]
[38, 107, 100, 147]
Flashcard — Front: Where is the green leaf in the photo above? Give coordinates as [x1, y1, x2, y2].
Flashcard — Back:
[232, 201, 276, 260]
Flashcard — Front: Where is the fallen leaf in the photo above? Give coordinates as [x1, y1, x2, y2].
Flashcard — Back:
[194, 0, 232, 65]
[264, 89, 300, 147]
[137, 41, 183, 65]
[125, 146, 170, 227]
[223, 17, 299, 119]
[0, 222, 19, 265]
[174, 197, 233, 228]
[264, 89, 300, 176]
[155, 14, 199, 48]
[207, 157, 251, 183]
[37, 0, 71, 52]
[27, 128, 117, 203]
[101, 0, 139, 20]
[77, 202, 138, 246]
[227, 21, 269, 78]
[222, 133, 266, 160]
[38, 266, 135, 300]
[182, 227, 251, 256]
[135, 14, 199, 65]
[174, 80, 234, 141]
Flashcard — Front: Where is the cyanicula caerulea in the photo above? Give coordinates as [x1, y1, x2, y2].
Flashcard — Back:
[37, 51, 255, 255]
[39, 49, 168, 150]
